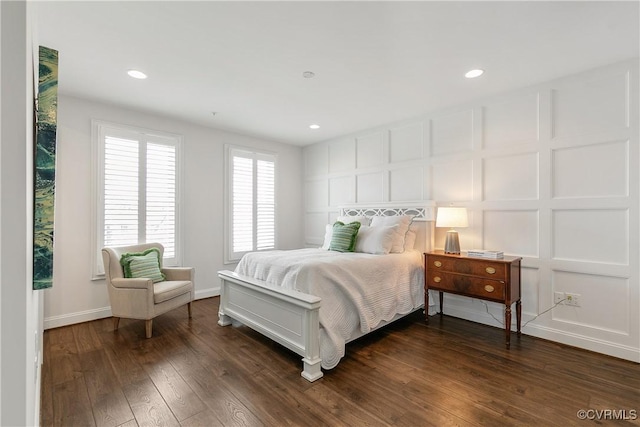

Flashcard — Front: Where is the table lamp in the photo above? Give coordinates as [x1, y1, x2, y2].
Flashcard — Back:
[436, 207, 468, 254]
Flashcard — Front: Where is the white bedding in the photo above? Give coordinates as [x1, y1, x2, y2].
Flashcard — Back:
[235, 248, 424, 369]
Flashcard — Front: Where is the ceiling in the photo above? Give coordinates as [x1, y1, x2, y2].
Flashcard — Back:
[36, 1, 639, 146]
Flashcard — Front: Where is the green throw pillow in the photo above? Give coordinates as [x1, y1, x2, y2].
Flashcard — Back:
[120, 248, 165, 283]
[329, 221, 361, 252]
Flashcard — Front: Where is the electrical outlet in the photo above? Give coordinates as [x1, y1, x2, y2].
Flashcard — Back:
[554, 292, 565, 304]
[565, 293, 581, 307]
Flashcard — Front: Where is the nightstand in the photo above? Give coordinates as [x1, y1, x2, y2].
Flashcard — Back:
[425, 250, 522, 348]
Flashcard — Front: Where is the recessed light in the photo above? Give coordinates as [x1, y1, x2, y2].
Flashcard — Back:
[465, 69, 484, 79]
[303, 71, 315, 79]
[309, 124, 320, 130]
[127, 69, 147, 79]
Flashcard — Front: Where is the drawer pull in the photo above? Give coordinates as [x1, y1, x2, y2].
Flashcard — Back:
[434, 261, 442, 267]
[484, 285, 495, 293]
[433, 276, 442, 283]
[485, 267, 496, 274]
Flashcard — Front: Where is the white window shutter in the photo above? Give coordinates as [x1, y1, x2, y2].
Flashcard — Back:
[103, 136, 139, 247]
[232, 155, 254, 253]
[146, 142, 177, 258]
[228, 147, 276, 261]
[256, 159, 275, 250]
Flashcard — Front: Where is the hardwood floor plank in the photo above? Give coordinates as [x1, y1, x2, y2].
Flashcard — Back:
[47, 324, 79, 358]
[179, 409, 225, 427]
[122, 378, 180, 427]
[52, 377, 96, 426]
[73, 321, 104, 354]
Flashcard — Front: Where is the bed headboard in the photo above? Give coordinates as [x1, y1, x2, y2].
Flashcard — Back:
[338, 202, 436, 253]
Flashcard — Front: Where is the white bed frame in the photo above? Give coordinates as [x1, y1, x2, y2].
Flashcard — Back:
[218, 202, 435, 381]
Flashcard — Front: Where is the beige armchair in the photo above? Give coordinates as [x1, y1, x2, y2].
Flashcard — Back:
[102, 242, 194, 338]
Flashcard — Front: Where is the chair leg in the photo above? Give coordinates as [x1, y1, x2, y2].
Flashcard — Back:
[188, 301, 193, 318]
[113, 317, 120, 331]
[145, 319, 153, 339]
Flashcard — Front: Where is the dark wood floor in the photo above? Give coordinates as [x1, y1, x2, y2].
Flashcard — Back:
[41, 297, 639, 427]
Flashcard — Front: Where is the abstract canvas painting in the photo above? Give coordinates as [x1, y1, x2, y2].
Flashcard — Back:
[34, 46, 59, 290]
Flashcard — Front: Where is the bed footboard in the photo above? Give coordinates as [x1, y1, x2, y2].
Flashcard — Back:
[217, 270, 323, 381]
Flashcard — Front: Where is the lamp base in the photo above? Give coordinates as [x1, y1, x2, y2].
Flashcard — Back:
[444, 230, 461, 254]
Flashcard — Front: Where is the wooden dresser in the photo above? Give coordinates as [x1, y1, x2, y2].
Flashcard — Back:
[425, 251, 522, 348]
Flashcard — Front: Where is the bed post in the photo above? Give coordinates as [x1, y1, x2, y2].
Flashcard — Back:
[218, 276, 233, 326]
[301, 305, 323, 381]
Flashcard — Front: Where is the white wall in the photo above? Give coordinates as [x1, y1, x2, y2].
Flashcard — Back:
[303, 59, 640, 363]
[44, 95, 304, 328]
[0, 1, 42, 425]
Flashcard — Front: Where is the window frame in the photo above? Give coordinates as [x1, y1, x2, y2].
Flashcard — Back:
[224, 144, 277, 264]
[91, 120, 183, 279]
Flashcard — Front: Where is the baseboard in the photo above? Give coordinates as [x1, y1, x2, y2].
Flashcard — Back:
[44, 306, 112, 330]
[195, 286, 220, 299]
[44, 286, 222, 330]
[440, 302, 640, 363]
[522, 324, 640, 363]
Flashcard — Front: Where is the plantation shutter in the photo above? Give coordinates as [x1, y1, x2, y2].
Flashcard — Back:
[232, 154, 254, 253]
[146, 142, 177, 258]
[104, 136, 140, 247]
[256, 157, 275, 250]
[229, 148, 276, 260]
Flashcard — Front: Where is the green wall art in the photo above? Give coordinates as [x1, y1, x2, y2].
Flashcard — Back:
[34, 46, 59, 290]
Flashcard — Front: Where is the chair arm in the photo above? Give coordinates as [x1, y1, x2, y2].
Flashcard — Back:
[111, 277, 153, 290]
[162, 267, 194, 282]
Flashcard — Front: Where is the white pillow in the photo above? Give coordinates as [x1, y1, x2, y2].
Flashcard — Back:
[370, 215, 413, 253]
[403, 229, 417, 251]
[355, 225, 397, 254]
[336, 215, 371, 226]
[321, 224, 333, 250]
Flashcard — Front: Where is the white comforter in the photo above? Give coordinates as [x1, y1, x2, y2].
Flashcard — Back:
[235, 248, 424, 369]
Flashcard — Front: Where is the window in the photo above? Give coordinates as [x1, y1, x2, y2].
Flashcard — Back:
[225, 146, 276, 262]
[92, 121, 182, 277]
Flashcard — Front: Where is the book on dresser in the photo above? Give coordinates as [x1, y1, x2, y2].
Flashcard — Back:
[466, 249, 504, 259]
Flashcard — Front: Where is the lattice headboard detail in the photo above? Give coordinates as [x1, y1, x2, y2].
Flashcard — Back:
[339, 203, 435, 222]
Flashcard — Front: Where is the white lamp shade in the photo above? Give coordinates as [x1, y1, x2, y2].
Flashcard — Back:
[436, 207, 468, 228]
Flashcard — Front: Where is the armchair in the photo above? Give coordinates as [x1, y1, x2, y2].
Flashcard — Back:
[101, 242, 194, 338]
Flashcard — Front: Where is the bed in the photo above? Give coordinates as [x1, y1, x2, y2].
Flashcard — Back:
[217, 203, 436, 381]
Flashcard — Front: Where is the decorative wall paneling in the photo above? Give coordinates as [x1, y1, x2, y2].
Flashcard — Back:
[303, 59, 639, 362]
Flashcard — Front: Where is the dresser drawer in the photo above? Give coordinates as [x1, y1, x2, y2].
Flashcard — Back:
[426, 271, 505, 301]
[427, 255, 507, 280]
